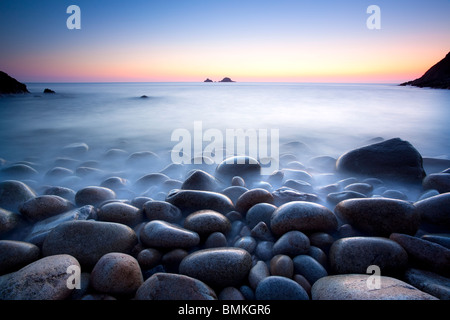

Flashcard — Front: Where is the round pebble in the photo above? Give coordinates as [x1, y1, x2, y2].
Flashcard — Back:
[184, 210, 231, 238]
[75, 186, 116, 207]
[272, 230, 310, 256]
[255, 276, 309, 300]
[140, 220, 200, 249]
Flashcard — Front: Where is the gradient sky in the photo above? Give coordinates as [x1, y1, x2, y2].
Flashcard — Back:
[0, 0, 449, 83]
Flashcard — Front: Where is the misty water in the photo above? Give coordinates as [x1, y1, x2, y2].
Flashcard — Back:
[0, 82, 449, 201]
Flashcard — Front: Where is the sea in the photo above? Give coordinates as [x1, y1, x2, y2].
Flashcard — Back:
[0, 82, 449, 168]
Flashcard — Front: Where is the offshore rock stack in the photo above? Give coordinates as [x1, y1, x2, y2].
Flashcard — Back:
[0, 137, 449, 300]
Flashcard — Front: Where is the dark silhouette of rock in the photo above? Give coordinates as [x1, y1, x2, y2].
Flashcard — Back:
[43, 88, 55, 94]
[0, 71, 29, 95]
[204, 78, 213, 83]
[219, 77, 235, 83]
[140, 95, 149, 98]
[400, 51, 450, 89]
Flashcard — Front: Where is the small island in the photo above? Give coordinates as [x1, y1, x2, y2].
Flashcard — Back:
[204, 78, 213, 83]
[0, 71, 29, 95]
[219, 77, 235, 83]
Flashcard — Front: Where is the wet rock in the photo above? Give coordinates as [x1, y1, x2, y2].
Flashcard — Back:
[423, 173, 450, 193]
[134, 173, 170, 192]
[137, 248, 162, 270]
[218, 287, 245, 300]
[250, 221, 275, 241]
[307, 156, 337, 172]
[344, 183, 373, 195]
[283, 179, 314, 193]
[248, 260, 270, 290]
[142, 200, 181, 223]
[62, 142, 89, 157]
[135, 272, 217, 300]
[382, 189, 408, 200]
[24, 205, 94, 246]
[270, 254, 294, 278]
[418, 189, 440, 201]
[282, 169, 313, 184]
[0, 240, 40, 275]
[270, 201, 338, 236]
[292, 255, 328, 285]
[42, 220, 138, 269]
[44, 186, 76, 203]
[90, 252, 143, 297]
[233, 236, 257, 254]
[255, 276, 309, 300]
[221, 186, 248, 205]
[272, 187, 319, 206]
[389, 233, 450, 276]
[329, 237, 408, 275]
[403, 268, 450, 300]
[334, 198, 420, 236]
[272, 230, 310, 257]
[246, 203, 277, 229]
[0, 208, 22, 237]
[0, 164, 39, 180]
[414, 192, 450, 230]
[326, 191, 367, 205]
[235, 188, 274, 214]
[0, 180, 36, 212]
[140, 220, 200, 249]
[100, 176, 129, 191]
[215, 156, 261, 183]
[336, 138, 426, 183]
[311, 274, 438, 300]
[0, 254, 80, 300]
[161, 248, 188, 273]
[166, 189, 234, 215]
[75, 186, 116, 207]
[421, 234, 450, 249]
[184, 210, 231, 238]
[97, 202, 142, 227]
[231, 176, 245, 187]
[179, 248, 252, 287]
[19, 195, 75, 222]
[204, 232, 228, 248]
[181, 169, 218, 191]
[309, 232, 335, 254]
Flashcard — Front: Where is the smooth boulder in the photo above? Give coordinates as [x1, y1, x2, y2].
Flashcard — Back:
[166, 189, 234, 215]
[0, 180, 36, 212]
[140, 220, 200, 249]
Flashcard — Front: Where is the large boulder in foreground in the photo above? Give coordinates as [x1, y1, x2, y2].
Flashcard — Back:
[0, 71, 29, 94]
[336, 138, 426, 182]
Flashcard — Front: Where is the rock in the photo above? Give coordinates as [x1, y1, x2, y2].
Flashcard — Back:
[204, 78, 213, 83]
[0, 164, 39, 180]
[283, 179, 314, 193]
[166, 189, 234, 215]
[137, 248, 162, 270]
[0, 71, 29, 94]
[215, 156, 261, 183]
[161, 248, 188, 273]
[0, 180, 36, 212]
[97, 202, 142, 227]
[272, 230, 310, 257]
[44, 186, 76, 203]
[335, 138, 426, 182]
[421, 234, 450, 249]
[0, 254, 80, 300]
[0, 208, 22, 237]
[329, 237, 408, 275]
[184, 210, 231, 238]
[270, 201, 338, 236]
[233, 236, 257, 254]
[140, 220, 200, 249]
[135, 272, 217, 300]
[309, 232, 335, 254]
[403, 268, 450, 300]
[61, 142, 89, 157]
[90, 253, 143, 296]
[0, 240, 40, 275]
[219, 77, 235, 83]
[218, 287, 245, 300]
[43, 88, 55, 94]
[134, 173, 170, 192]
[231, 176, 245, 187]
[271, 187, 319, 206]
[100, 176, 129, 191]
[221, 186, 248, 205]
[418, 189, 440, 201]
[179, 248, 252, 287]
[250, 222, 275, 241]
[400, 51, 450, 89]
[270, 254, 294, 278]
[423, 173, 450, 193]
[326, 191, 367, 205]
[334, 198, 420, 236]
[42, 220, 138, 269]
[19, 195, 75, 222]
[248, 260, 270, 290]
[246, 203, 277, 229]
[255, 241, 274, 261]
[389, 233, 450, 276]
[292, 255, 328, 285]
[311, 274, 438, 300]
[307, 156, 337, 172]
[255, 276, 309, 300]
[235, 188, 274, 214]
[344, 183, 373, 195]
[24, 205, 94, 246]
[126, 151, 160, 168]
[142, 200, 181, 223]
[382, 189, 408, 200]
[204, 232, 228, 249]
[75, 186, 116, 207]
[181, 170, 218, 191]
[414, 192, 450, 230]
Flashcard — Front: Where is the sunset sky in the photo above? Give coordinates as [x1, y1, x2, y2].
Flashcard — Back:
[0, 0, 449, 83]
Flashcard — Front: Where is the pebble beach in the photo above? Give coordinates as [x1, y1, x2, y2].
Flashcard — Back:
[0, 134, 449, 301]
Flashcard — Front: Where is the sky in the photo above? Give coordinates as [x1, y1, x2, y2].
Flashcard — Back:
[0, 0, 449, 83]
